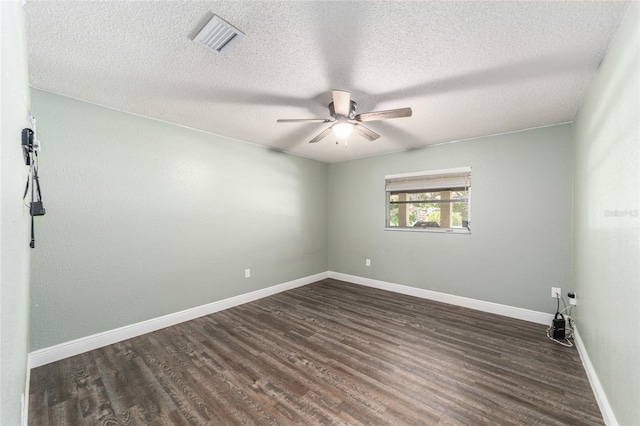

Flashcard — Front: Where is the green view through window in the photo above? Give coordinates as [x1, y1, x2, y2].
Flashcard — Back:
[385, 167, 471, 233]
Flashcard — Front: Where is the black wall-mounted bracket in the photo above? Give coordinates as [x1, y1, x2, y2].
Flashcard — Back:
[22, 128, 34, 165]
[22, 126, 46, 248]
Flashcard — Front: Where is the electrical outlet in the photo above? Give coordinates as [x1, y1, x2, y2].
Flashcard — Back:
[245, 268, 251, 278]
[365, 258, 371, 267]
[551, 287, 561, 298]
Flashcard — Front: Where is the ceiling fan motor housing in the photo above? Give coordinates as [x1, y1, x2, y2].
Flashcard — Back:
[329, 101, 357, 120]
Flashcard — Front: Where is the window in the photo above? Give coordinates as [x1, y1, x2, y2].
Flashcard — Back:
[385, 167, 471, 233]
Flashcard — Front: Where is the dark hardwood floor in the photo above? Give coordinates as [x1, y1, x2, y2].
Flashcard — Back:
[29, 279, 603, 425]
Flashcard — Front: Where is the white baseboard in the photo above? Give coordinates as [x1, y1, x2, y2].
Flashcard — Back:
[328, 271, 554, 325]
[29, 270, 554, 368]
[29, 272, 328, 368]
[573, 327, 618, 426]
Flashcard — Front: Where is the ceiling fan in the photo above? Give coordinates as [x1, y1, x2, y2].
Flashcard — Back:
[277, 90, 412, 144]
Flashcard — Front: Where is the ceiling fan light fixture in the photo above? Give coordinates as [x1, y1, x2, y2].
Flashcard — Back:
[332, 121, 354, 139]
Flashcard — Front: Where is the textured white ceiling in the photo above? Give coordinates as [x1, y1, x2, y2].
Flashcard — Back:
[25, 1, 629, 163]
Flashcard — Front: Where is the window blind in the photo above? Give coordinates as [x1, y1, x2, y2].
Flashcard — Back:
[385, 168, 471, 192]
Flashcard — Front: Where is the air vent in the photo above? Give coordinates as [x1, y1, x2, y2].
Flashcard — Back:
[193, 15, 244, 55]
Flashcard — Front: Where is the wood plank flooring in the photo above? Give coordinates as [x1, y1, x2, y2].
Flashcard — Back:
[29, 279, 603, 425]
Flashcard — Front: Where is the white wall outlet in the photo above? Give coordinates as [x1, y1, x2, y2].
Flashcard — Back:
[244, 268, 251, 278]
[551, 287, 561, 298]
[365, 258, 371, 267]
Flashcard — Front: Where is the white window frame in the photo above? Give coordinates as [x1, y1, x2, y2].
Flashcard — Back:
[385, 166, 471, 234]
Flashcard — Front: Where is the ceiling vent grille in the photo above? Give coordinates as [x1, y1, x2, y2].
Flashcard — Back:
[193, 15, 244, 55]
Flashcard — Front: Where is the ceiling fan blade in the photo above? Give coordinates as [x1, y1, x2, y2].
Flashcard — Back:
[309, 127, 333, 144]
[353, 123, 381, 141]
[332, 90, 351, 116]
[277, 118, 331, 123]
[355, 107, 412, 122]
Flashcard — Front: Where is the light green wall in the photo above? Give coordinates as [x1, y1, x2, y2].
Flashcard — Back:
[29, 89, 329, 350]
[1, 2, 31, 424]
[328, 124, 573, 314]
[574, 3, 639, 424]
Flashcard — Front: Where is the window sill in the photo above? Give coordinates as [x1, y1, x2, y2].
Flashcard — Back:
[384, 227, 471, 234]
